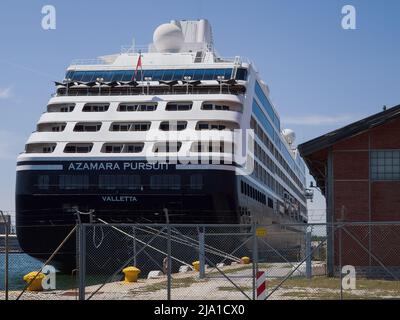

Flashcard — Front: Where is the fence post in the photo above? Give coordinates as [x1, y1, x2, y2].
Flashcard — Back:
[133, 226, 137, 267]
[252, 223, 258, 300]
[1, 211, 9, 301]
[78, 224, 86, 301]
[339, 224, 343, 300]
[199, 227, 205, 279]
[167, 223, 172, 300]
[306, 230, 312, 279]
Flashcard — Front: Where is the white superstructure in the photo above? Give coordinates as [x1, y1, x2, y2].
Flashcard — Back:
[18, 19, 307, 223]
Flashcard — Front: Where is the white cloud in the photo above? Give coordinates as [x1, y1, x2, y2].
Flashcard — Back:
[0, 87, 12, 99]
[282, 114, 353, 126]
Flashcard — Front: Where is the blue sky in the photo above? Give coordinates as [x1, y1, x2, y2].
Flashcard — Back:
[0, 0, 399, 222]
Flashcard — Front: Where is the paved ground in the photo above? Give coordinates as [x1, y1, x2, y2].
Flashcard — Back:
[2, 261, 398, 300]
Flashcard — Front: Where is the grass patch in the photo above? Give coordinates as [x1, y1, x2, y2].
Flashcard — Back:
[218, 286, 252, 292]
[267, 276, 400, 291]
[281, 290, 398, 300]
[208, 265, 252, 275]
[281, 291, 340, 300]
[207, 262, 272, 276]
[130, 277, 203, 294]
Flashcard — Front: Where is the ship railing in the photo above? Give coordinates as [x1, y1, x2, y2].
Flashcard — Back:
[70, 42, 251, 66]
[121, 42, 252, 65]
[70, 58, 111, 66]
[51, 87, 246, 98]
[120, 45, 150, 54]
[214, 55, 251, 65]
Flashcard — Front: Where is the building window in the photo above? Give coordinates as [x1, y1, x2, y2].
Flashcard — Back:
[371, 150, 400, 180]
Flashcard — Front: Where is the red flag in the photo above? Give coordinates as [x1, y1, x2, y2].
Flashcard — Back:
[134, 54, 142, 81]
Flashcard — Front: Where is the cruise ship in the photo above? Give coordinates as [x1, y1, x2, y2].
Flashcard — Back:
[16, 20, 309, 269]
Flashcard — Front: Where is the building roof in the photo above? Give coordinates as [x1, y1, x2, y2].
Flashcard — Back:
[298, 104, 400, 157]
[298, 104, 400, 194]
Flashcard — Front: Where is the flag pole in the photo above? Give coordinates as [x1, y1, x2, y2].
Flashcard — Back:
[140, 50, 144, 95]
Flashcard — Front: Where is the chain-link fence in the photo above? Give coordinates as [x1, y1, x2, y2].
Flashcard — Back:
[0, 224, 79, 300]
[1, 221, 400, 300]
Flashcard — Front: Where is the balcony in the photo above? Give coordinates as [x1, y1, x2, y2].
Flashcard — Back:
[53, 81, 246, 98]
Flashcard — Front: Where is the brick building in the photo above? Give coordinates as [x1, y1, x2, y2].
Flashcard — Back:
[298, 105, 400, 276]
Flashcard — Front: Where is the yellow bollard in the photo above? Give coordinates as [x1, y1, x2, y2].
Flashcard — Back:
[23, 271, 45, 291]
[241, 256, 250, 264]
[122, 266, 141, 283]
[192, 261, 200, 271]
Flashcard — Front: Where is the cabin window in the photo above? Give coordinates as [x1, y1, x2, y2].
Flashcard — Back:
[165, 103, 192, 111]
[118, 103, 157, 112]
[99, 175, 141, 190]
[51, 125, 65, 132]
[64, 143, 93, 153]
[190, 174, 203, 190]
[47, 104, 75, 113]
[201, 103, 231, 111]
[66, 68, 247, 82]
[191, 141, 233, 153]
[150, 175, 181, 190]
[153, 142, 182, 153]
[196, 121, 238, 131]
[37, 175, 50, 190]
[102, 143, 144, 153]
[59, 175, 90, 190]
[37, 123, 66, 132]
[110, 122, 151, 131]
[26, 143, 56, 154]
[74, 123, 101, 132]
[82, 104, 109, 112]
[159, 121, 187, 131]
